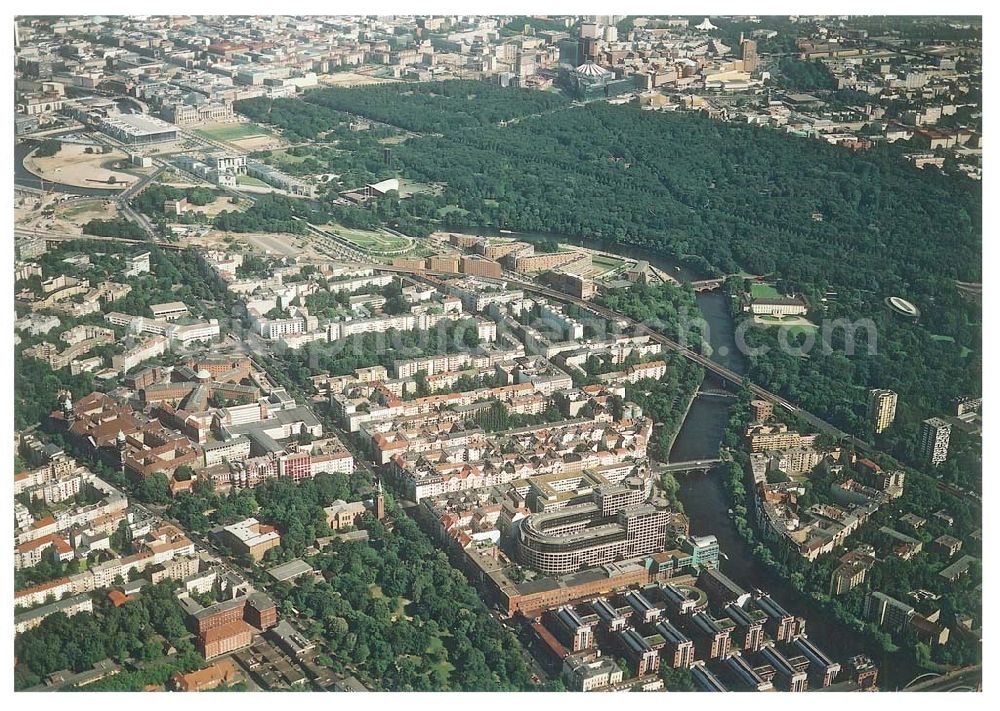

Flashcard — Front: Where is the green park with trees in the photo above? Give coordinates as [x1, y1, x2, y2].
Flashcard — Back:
[300, 80, 571, 134]
[164, 466, 537, 690]
[82, 217, 147, 240]
[241, 80, 979, 492]
[14, 581, 204, 690]
[131, 183, 219, 219]
[777, 57, 838, 91]
[11, 67, 981, 690]
[595, 279, 707, 457]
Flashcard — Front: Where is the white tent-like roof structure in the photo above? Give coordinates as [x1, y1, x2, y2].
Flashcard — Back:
[573, 61, 612, 79]
[696, 17, 718, 31]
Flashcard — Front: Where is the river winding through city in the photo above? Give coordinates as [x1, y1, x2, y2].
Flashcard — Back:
[500, 230, 888, 679]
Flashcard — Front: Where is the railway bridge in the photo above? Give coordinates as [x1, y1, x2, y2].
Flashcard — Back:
[657, 458, 723, 474]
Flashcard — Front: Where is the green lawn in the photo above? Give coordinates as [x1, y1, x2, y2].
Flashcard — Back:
[425, 637, 455, 682]
[592, 255, 626, 273]
[430, 659, 455, 677]
[369, 584, 412, 621]
[269, 149, 311, 165]
[236, 175, 270, 188]
[750, 282, 783, 299]
[59, 199, 106, 218]
[332, 223, 412, 253]
[263, 150, 318, 174]
[194, 122, 274, 142]
[437, 204, 469, 217]
[756, 314, 818, 338]
[397, 178, 440, 197]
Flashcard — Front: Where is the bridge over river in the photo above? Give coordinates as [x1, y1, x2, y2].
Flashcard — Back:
[654, 458, 724, 474]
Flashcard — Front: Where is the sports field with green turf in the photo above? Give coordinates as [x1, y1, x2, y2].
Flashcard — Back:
[592, 254, 626, 274]
[194, 122, 274, 142]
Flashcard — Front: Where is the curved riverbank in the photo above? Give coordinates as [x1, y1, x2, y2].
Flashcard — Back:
[23, 143, 136, 191]
[16, 139, 124, 197]
[500, 228, 894, 683]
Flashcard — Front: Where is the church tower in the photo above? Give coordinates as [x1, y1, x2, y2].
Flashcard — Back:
[375, 477, 385, 521]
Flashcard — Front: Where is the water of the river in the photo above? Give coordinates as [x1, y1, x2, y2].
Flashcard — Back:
[493, 229, 910, 681]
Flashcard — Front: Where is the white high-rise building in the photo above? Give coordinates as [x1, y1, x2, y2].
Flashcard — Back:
[868, 389, 898, 434]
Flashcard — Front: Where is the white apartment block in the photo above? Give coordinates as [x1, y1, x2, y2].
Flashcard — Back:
[258, 316, 309, 339]
[310, 451, 355, 476]
[124, 251, 151, 277]
[15, 594, 93, 634]
[105, 311, 218, 345]
[203, 436, 252, 467]
[150, 301, 190, 321]
[167, 319, 220, 344]
[325, 273, 393, 294]
[112, 335, 168, 373]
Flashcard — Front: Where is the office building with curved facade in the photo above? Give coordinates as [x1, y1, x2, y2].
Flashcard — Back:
[516, 480, 671, 575]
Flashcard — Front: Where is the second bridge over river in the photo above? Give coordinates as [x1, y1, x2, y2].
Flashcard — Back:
[654, 458, 724, 474]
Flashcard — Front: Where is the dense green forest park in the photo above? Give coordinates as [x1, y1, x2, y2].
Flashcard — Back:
[235, 81, 980, 472]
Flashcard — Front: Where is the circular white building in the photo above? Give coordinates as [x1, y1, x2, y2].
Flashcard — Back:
[885, 296, 920, 318]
